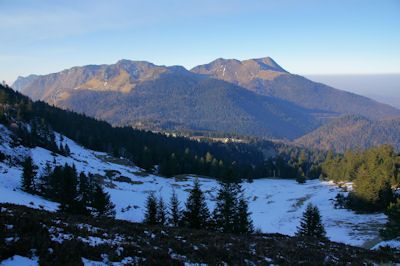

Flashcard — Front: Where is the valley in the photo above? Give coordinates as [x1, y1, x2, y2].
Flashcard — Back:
[0, 124, 389, 246]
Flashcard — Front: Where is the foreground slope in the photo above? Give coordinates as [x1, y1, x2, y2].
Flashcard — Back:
[1, 203, 397, 265]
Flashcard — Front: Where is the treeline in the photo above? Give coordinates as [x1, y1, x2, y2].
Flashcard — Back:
[144, 179, 253, 233]
[321, 145, 400, 240]
[21, 157, 115, 217]
[143, 178, 327, 239]
[0, 84, 321, 181]
[321, 145, 399, 212]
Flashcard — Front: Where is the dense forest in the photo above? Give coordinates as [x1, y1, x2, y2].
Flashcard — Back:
[321, 145, 399, 211]
[0, 84, 322, 181]
[321, 146, 400, 239]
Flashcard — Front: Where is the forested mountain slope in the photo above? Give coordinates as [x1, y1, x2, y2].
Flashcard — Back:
[13, 58, 400, 142]
[296, 115, 400, 152]
[191, 57, 400, 120]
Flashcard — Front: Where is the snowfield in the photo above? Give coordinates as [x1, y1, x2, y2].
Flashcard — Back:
[0, 124, 388, 247]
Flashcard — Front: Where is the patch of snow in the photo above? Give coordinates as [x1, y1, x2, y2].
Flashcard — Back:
[372, 238, 400, 250]
[0, 255, 38, 266]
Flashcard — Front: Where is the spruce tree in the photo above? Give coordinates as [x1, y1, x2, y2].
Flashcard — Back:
[144, 192, 158, 225]
[213, 181, 238, 233]
[21, 156, 36, 193]
[168, 189, 181, 227]
[92, 184, 116, 218]
[234, 193, 253, 234]
[157, 196, 167, 226]
[183, 179, 210, 229]
[59, 164, 79, 213]
[297, 203, 327, 239]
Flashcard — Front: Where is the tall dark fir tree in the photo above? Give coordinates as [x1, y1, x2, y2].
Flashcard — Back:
[168, 189, 181, 227]
[21, 156, 37, 193]
[234, 193, 253, 234]
[157, 196, 167, 226]
[183, 179, 210, 229]
[213, 181, 238, 233]
[92, 183, 116, 218]
[144, 192, 158, 225]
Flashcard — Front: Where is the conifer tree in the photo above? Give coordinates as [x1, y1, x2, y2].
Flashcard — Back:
[381, 198, 400, 239]
[21, 156, 36, 193]
[157, 196, 167, 226]
[234, 193, 253, 234]
[78, 172, 93, 213]
[59, 164, 79, 213]
[297, 203, 326, 239]
[64, 143, 71, 156]
[144, 192, 158, 225]
[213, 181, 238, 233]
[92, 184, 116, 218]
[38, 162, 53, 196]
[168, 189, 181, 227]
[183, 179, 210, 229]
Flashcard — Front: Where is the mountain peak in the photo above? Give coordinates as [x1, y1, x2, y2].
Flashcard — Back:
[248, 57, 287, 73]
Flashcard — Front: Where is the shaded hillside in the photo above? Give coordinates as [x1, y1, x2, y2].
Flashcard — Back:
[1, 203, 397, 265]
[191, 58, 400, 120]
[56, 72, 320, 139]
[295, 115, 400, 152]
[0, 83, 318, 181]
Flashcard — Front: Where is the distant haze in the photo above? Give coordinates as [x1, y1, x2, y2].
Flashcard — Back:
[306, 74, 400, 109]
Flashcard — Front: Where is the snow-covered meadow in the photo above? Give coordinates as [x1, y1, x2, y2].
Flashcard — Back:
[0, 125, 388, 247]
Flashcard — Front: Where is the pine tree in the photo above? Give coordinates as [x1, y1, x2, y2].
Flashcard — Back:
[168, 189, 181, 227]
[21, 156, 36, 193]
[234, 193, 253, 234]
[157, 196, 167, 226]
[144, 192, 158, 225]
[297, 203, 327, 239]
[183, 179, 210, 229]
[92, 184, 116, 218]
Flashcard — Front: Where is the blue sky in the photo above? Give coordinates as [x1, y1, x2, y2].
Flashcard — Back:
[1, 0, 399, 83]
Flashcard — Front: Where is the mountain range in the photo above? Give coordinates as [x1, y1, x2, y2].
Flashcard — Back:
[13, 57, 400, 150]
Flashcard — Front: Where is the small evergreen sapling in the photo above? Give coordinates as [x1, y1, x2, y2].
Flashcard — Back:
[297, 203, 327, 239]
